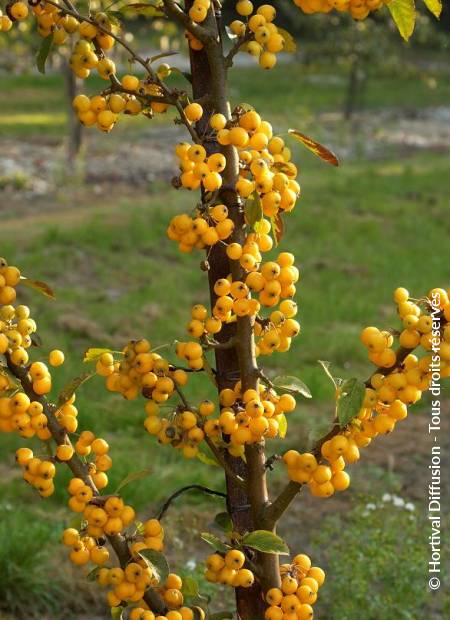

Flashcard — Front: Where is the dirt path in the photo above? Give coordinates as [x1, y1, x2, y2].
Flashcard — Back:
[2, 106, 450, 208]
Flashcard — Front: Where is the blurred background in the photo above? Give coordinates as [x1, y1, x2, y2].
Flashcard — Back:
[0, 2, 449, 619]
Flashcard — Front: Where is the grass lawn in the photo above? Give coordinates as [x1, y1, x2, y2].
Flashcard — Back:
[1, 57, 449, 619]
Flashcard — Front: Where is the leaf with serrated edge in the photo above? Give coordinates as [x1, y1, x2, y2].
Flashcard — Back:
[272, 375, 312, 399]
[288, 130, 339, 166]
[57, 372, 95, 406]
[139, 549, 170, 583]
[114, 468, 151, 493]
[200, 532, 229, 553]
[387, 0, 416, 41]
[20, 276, 55, 299]
[242, 530, 289, 555]
[337, 378, 366, 426]
[423, 0, 442, 17]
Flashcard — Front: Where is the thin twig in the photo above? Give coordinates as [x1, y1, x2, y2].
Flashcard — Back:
[156, 484, 227, 520]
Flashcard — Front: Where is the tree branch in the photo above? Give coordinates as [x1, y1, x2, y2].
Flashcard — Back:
[156, 484, 227, 520]
[162, 0, 216, 44]
[5, 354, 166, 615]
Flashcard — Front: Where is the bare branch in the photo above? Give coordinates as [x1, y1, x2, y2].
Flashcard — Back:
[156, 484, 227, 520]
[162, 0, 216, 44]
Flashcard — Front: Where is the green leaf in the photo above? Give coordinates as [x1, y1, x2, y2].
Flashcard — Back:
[87, 566, 101, 582]
[242, 530, 289, 555]
[387, 0, 416, 41]
[36, 34, 54, 75]
[318, 360, 337, 389]
[197, 451, 220, 467]
[244, 193, 263, 229]
[138, 549, 170, 583]
[83, 347, 115, 363]
[182, 575, 200, 598]
[110, 606, 123, 620]
[423, 0, 442, 17]
[114, 468, 151, 493]
[337, 378, 366, 427]
[57, 372, 95, 406]
[135, 520, 145, 535]
[208, 613, 234, 620]
[277, 27, 296, 53]
[200, 532, 229, 553]
[20, 276, 55, 299]
[272, 375, 312, 399]
[277, 413, 287, 439]
[213, 512, 233, 532]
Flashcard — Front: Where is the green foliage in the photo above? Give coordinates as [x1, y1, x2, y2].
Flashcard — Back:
[312, 497, 437, 619]
[242, 530, 289, 555]
[0, 510, 64, 616]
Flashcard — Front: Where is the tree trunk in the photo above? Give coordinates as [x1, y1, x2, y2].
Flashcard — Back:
[65, 65, 83, 163]
[187, 5, 271, 618]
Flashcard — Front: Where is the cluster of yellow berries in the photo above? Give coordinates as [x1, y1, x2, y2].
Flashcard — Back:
[233, 2, 286, 70]
[283, 437, 353, 498]
[213, 382, 297, 448]
[0, 393, 50, 438]
[68, 484, 136, 537]
[100, 339, 187, 401]
[144, 400, 207, 459]
[167, 204, 234, 252]
[216, 109, 300, 211]
[15, 447, 56, 497]
[174, 141, 227, 193]
[264, 554, 325, 620]
[72, 73, 171, 132]
[62, 527, 110, 566]
[361, 287, 450, 406]
[205, 549, 255, 588]
[292, 0, 386, 21]
[129, 607, 200, 620]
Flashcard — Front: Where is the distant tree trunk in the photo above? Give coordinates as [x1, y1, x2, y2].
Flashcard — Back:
[344, 55, 366, 121]
[65, 65, 83, 162]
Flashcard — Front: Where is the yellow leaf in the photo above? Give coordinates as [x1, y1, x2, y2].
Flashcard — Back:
[288, 129, 340, 166]
[387, 0, 416, 41]
[83, 347, 114, 363]
[20, 276, 55, 299]
[277, 28, 296, 53]
[423, 0, 442, 17]
[277, 413, 288, 439]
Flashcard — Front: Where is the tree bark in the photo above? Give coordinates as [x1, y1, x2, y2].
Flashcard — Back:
[187, 5, 272, 618]
[65, 65, 83, 163]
